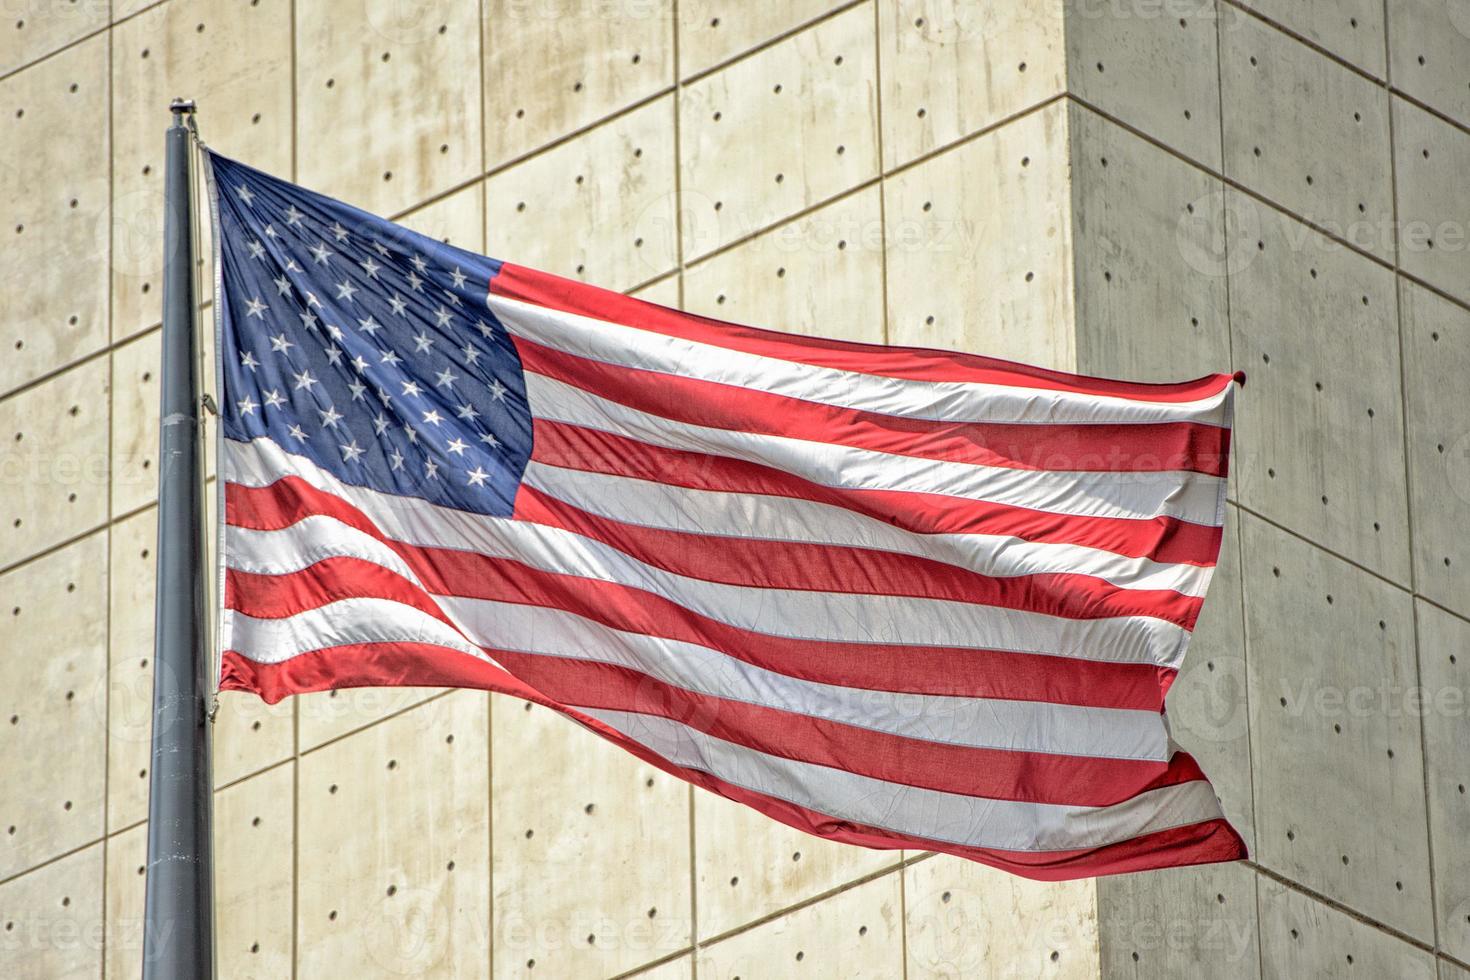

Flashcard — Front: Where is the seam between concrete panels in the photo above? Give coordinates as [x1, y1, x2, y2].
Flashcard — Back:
[0, 0, 173, 83]
[607, 851, 925, 979]
[1246, 860, 1470, 973]
[869, 3, 906, 971]
[1216, 0, 1470, 143]
[1381, 5, 1444, 958]
[667, 0, 701, 971]
[99, 16, 116, 980]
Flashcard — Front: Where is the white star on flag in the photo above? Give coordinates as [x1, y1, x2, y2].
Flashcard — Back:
[412, 332, 433, 354]
[435, 367, 458, 388]
[236, 395, 258, 415]
[236, 183, 255, 206]
[240, 351, 260, 371]
[339, 439, 365, 463]
[263, 389, 286, 409]
[268, 333, 294, 353]
[466, 466, 489, 486]
[310, 241, 333, 264]
[446, 438, 468, 455]
[319, 405, 343, 428]
[244, 296, 267, 318]
[292, 368, 318, 391]
[284, 205, 305, 227]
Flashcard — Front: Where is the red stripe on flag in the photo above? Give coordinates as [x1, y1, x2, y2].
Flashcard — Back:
[515, 335, 1232, 476]
[512, 483, 1203, 629]
[490, 262, 1238, 402]
[226, 478, 1176, 709]
[222, 645, 1248, 879]
[530, 420, 1226, 566]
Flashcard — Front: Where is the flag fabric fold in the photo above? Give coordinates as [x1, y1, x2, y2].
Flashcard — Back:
[206, 150, 1247, 880]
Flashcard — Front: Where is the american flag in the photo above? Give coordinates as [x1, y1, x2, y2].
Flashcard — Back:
[209, 151, 1247, 879]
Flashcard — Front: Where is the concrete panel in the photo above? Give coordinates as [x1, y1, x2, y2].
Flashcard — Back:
[1, 0, 108, 75]
[678, 0, 849, 77]
[1064, 0, 1222, 169]
[295, 0, 482, 217]
[1069, 104, 1230, 383]
[682, 186, 885, 343]
[1236, 0, 1385, 78]
[878, 0, 1065, 170]
[693, 789, 897, 940]
[483, 0, 672, 168]
[1163, 508, 1254, 850]
[0, 35, 110, 397]
[487, 96, 676, 291]
[1220, 14, 1394, 263]
[297, 685, 443, 752]
[905, 855, 1098, 978]
[493, 701, 690, 977]
[1257, 876, 1435, 979]
[1226, 192, 1409, 582]
[698, 872, 902, 978]
[298, 691, 488, 978]
[1393, 97, 1470, 308]
[398, 180, 486, 252]
[103, 822, 146, 980]
[0, 357, 108, 568]
[1240, 514, 1433, 940]
[0, 842, 103, 980]
[1399, 280, 1470, 621]
[107, 503, 292, 832]
[1389, 0, 1470, 130]
[680, 5, 877, 260]
[1098, 862, 1257, 978]
[214, 764, 295, 978]
[0, 532, 107, 879]
[884, 102, 1074, 370]
[109, 0, 293, 342]
[1417, 601, 1470, 963]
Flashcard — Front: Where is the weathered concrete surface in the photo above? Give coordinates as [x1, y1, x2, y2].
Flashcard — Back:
[878, 0, 1065, 169]
[1097, 860, 1259, 979]
[1388, 0, 1470, 130]
[0, 532, 108, 879]
[0, 34, 110, 398]
[682, 186, 886, 343]
[1220, 13, 1394, 262]
[295, 0, 482, 217]
[483, 0, 672, 168]
[1241, 513, 1432, 940]
[692, 788, 897, 940]
[0, 0, 109, 76]
[1257, 874, 1436, 979]
[491, 700, 690, 978]
[297, 692, 489, 978]
[1064, 0, 1222, 169]
[697, 872, 902, 978]
[1398, 279, 1470, 622]
[1069, 102, 1230, 383]
[904, 856, 1098, 979]
[109, 0, 294, 342]
[884, 101, 1074, 370]
[487, 96, 677, 290]
[1236, 0, 1386, 78]
[0, 357, 109, 567]
[0, 841, 103, 979]
[679, 3, 878, 260]
[1226, 193, 1410, 582]
[1417, 601, 1470, 964]
[1392, 96, 1470, 308]
[678, 0, 849, 78]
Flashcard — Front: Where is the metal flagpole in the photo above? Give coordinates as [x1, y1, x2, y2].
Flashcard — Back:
[141, 97, 216, 980]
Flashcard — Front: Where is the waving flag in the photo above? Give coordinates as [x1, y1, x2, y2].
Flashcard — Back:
[207, 151, 1247, 879]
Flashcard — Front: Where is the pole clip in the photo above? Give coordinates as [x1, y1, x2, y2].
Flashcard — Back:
[201, 392, 218, 416]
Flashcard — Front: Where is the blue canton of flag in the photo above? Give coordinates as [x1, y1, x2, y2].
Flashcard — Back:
[209, 152, 532, 517]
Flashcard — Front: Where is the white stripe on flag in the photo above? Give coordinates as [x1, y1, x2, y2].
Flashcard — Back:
[489, 293, 1237, 427]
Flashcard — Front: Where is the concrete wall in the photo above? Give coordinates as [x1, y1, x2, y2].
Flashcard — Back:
[2, 1, 1464, 977]
[1064, 2, 1470, 978]
[0, 3, 1097, 977]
